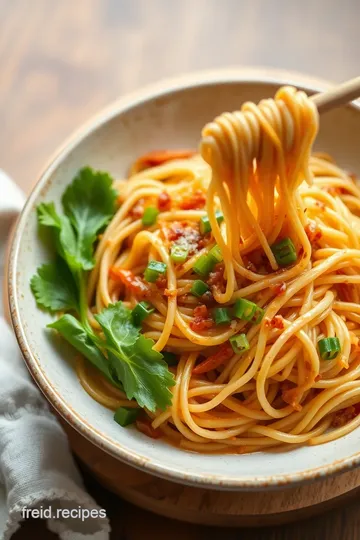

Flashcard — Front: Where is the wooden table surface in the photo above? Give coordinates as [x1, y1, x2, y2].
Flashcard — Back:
[2, 0, 360, 538]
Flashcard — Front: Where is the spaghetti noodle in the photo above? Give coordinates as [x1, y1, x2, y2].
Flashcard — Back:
[79, 86, 360, 453]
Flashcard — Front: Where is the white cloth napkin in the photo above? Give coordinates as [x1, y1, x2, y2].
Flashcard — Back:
[0, 170, 110, 540]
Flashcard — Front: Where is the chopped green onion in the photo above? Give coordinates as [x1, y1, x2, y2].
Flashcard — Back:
[132, 301, 154, 326]
[190, 280, 209, 297]
[170, 244, 189, 264]
[230, 334, 250, 354]
[142, 206, 159, 226]
[209, 244, 223, 262]
[144, 260, 167, 282]
[271, 237, 297, 267]
[163, 351, 178, 366]
[199, 210, 224, 235]
[199, 216, 211, 235]
[199, 216, 211, 234]
[234, 298, 265, 324]
[114, 407, 139, 427]
[193, 254, 216, 277]
[318, 337, 341, 360]
[213, 307, 231, 325]
[215, 210, 224, 223]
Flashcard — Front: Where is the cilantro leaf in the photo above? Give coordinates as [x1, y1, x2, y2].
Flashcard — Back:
[62, 167, 117, 270]
[36, 168, 116, 273]
[30, 260, 79, 313]
[48, 314, 116, 384]
[33, 170, 177, 412]
[93, 302, 139, 348]
[36, 203, 81, 274]
[37, 202, 62, 228]
[95, 302, 175, 412]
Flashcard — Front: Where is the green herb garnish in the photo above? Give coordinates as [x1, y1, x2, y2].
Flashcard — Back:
[190, 280, 209, 297]
[318, 337, 341, 360]
[234, 298, 265, 324]
[31, 167, 175, 414]
[213, 307, 232, 325]
[170, 244, 189, 264]
[142, 206, 159, 226]
[199, 211, 224, 235]
[132, 301, 154, 326]
[271, 237, 297, 267]
[230, 333, 250, 354]
[208, 244, 223, 262]
[114, 407, 139, 427]
[144, 260, 167, 282]
[193, 253, 216, 277]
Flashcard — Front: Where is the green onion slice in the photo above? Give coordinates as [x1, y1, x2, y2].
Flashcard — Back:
[234, 298, 265, 324]
[132, 301, 154, 326]
[271, 237, 297, 267]
[190, 280, 209, 297]
[213, 307, 231, 325]
[144, 260, 167, 282]
[230, 334, 250, 354]
[114, 407, 139, 427]
[209, 244, 223, 262]
[318, 337, 341, 360]
[193, 254, 216, 277]
[142, 206, 159, 226]
[199, 210, 224, 235]
[170, 244, 189, 264]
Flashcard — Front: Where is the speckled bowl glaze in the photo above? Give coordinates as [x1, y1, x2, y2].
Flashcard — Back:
[8, 69, 360, 491]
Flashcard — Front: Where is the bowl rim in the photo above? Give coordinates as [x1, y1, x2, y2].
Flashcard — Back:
[8, 67, 360, 490]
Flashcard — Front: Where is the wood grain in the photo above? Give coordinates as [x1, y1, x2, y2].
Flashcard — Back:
[1, 0, 360, 195]
[2, 0, 360, 538]
[60, 417, 360, 527]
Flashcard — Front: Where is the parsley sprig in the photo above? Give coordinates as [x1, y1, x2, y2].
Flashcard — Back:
[31, 167, 174, 413]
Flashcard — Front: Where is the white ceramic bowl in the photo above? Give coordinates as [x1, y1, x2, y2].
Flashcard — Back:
[9, 69, 360, 490]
